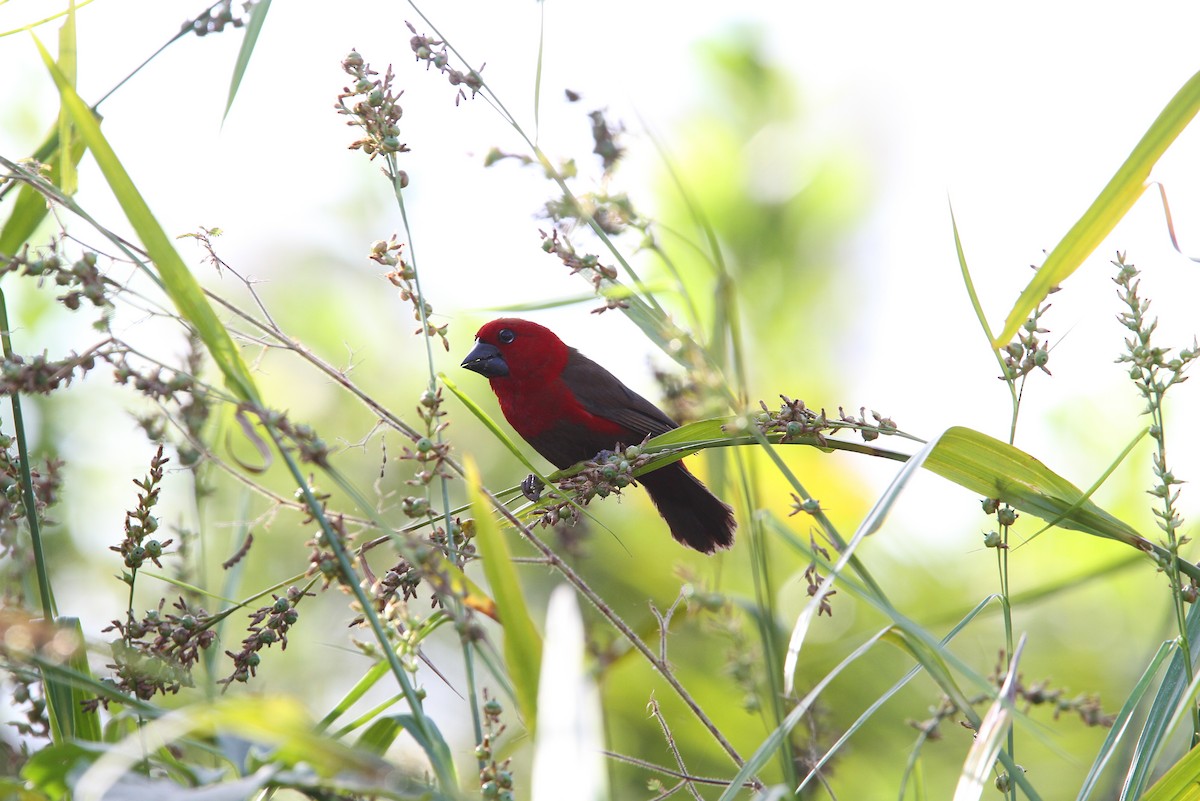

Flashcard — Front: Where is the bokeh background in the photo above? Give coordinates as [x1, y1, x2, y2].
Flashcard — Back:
[3, 0, 1200, 797]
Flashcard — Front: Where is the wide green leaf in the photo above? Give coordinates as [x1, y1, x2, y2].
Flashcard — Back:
[925, 426, 1158, 551]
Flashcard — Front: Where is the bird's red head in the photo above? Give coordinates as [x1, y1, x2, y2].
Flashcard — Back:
[461, 318, 571, 383]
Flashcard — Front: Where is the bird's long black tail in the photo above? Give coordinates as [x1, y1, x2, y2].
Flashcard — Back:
[639, 461, 736, 553]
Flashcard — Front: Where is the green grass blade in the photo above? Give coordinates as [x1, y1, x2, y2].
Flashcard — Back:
[1138, 738, 1200, 801]
[73, 696, 445, 801]
[0, 0, 97, 36]
[768, 511, 1045, 798]
[318, 659, 391, 733]
[1077, 641, 1173, 800]
[532, 0, 544, 139]
[40, 617, 101, 743]
[139, 571, 238, 606]
[223, 0, 272, 122]
[954, 636, 1025, 801]
[784, 434, 940, 694]
[489, 282, 655, 312]
[466, 457, 542, 732]
[798, 594, 1002, 792]
[1121, 602, 1200, 799]
[355, 714, 409, 756]
[993, 69, 1200, 348]
[0, 117, 90, 256]
[34, 36, 260, 403]
[443, 373, 547, 479]
[55, 1, 77, 196]
[718, 627, 894, 801]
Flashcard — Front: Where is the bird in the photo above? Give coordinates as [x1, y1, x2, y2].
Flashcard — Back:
[461, 317, 735, 553]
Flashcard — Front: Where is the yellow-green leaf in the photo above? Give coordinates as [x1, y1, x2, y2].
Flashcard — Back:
[1139, 740, 1200, 801]
[465, 457, 542, 732]
[994, 69, 1200, 348]
[924, 426, 1147, 547]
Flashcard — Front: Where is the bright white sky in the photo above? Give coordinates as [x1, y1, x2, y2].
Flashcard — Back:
[2, 0, 1200, 596]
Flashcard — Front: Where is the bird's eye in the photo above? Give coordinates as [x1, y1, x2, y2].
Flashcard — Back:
[497, 328, 516, 344]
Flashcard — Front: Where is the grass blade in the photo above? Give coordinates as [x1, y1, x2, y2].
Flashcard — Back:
[954, 635, 1025, 801]
[1138, 739, 1200, 801]
[54, 1, 78, 196]
[797, 594, 1002, 792]
[73, 696, 444, 801]
[1076, 641, 1171, 800]
[40, 617, 101, 743]
[718, 628, 894, 801]
[317, 659, 391, 733]
[465, 457, 543, 731]
[1121, 602, 1200, 799]
[34, 36, 260, 403]
[223, 0, 272, 122]
[993, 69, 1200, 348]
[784, 433, 940, 694]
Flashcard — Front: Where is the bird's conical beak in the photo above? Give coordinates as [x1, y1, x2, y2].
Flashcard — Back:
[461, 341, 509, 378]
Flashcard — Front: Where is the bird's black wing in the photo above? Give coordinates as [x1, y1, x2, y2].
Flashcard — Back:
[559, 349, 679, 439]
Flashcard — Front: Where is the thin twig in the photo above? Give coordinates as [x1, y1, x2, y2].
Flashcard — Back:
[601, 750, 752, 788]
[649, 697, 704, 801]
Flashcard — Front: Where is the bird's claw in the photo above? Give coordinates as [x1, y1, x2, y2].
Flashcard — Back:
[521, 473, 545, 503]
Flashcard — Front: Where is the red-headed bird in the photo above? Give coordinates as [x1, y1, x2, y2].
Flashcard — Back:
[461, 318, 735, 553]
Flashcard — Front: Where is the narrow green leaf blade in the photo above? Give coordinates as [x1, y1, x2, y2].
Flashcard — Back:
[73, 696, 442, 801]
[356, 714, 407, 756]
[784, 434, 939, 694]
[993, 69, 1200, 347]
[55, 1, 78, 195]
[40, 617, 101, 743]
[318, 659, 391, 733]
[1121, 602, 1200, 799]
[223, 0, 272, 122]
[34, 37, 260, 403]
[466, 457, 542, 732]
[1076, 641, 1172, 800]
[717, 628, 893, 801]
[954, 636, 1025, 801]
[0, 112, 90, 256]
